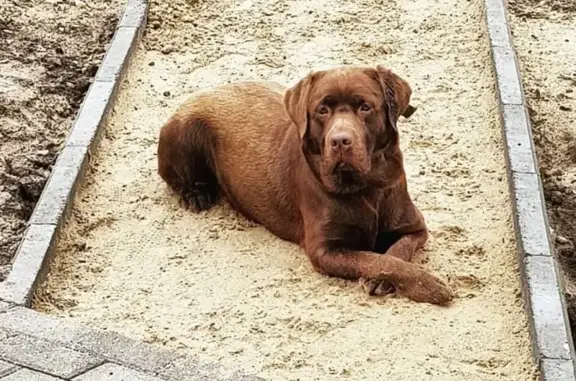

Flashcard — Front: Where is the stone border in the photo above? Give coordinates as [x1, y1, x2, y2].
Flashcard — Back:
[484, 0, 576, 379]
[0, 0, 148, 306]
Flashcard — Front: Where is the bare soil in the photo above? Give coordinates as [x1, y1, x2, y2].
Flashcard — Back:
[509, 0, 576, 19]
[507, 1, 576, 336]
[34, 0, 537, 380]
[0, 0, 122, 280]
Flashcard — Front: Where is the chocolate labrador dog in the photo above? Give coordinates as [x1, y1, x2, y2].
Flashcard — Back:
[157, 65, 454, 305]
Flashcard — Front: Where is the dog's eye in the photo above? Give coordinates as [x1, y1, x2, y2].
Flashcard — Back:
[359, 103, 372, 112]
[316, 105, 329, 115]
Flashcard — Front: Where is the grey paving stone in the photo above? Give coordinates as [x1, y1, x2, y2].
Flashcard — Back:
[0, 360, 18, 377]
[0, 308, 177, 375]
[119, 0, 149, 29]
[0, 225, 58, 306]
[0, 333, 102, 379]
[159, 358, 217, 381]
[79, 330, 179, 375]
[159, 356, 264, 381]
[511, 172, 553, 257]
[524, 256, 572, 360]
[492, 46, 523, 105]
[73, 362, 165, 381]
[0, 309, 261, 380]
[94, 27, 140, 83]
[541, 359, 576, 381]
[501, 105, 537, 174]
[65, 80, 118, 148]
[0, 309, 264, 380]
[2, 368, 62, 381]
[484, 0, 512, 48]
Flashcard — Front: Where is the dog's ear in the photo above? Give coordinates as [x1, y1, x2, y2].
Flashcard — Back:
[373, 65, 415, 132]
[284, 72, 316, 139]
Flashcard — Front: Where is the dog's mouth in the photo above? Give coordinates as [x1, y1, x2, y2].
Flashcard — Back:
[313, 151, 372, 194]
[327, 161, 365, 192]
[332, 162, 357, 177]
[330, 155, 370, 175]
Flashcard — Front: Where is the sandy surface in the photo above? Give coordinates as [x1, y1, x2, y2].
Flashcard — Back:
[35, 0, 537, 379]
[0, 0, 122, 280]
[507, 2, 576, 333]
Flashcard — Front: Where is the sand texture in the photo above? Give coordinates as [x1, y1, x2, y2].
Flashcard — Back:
[507, 2, 576, 335]
[35, 0, 537, 379]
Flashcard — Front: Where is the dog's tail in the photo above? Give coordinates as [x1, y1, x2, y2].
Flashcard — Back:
[157, 114, 219, 211]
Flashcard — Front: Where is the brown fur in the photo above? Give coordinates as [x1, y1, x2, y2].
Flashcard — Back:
[157, 65, 454, 305]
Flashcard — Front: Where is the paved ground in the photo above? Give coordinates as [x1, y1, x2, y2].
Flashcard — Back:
[0, 302, 261, 380]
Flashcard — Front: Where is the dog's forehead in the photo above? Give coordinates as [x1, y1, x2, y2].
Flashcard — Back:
[311, 69, 381, 103]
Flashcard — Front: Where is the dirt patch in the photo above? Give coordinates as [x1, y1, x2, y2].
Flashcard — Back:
[509, 0, 576, 19]
[507, 4, 576, 336]
[0, 0, 123, 280]
[34, 0, 536, 379]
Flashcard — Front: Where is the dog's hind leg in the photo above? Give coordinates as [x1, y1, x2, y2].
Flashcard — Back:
[157, 116, 220, 212]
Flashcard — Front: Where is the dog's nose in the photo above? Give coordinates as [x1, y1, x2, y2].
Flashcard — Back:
[329, 132, 353, 151]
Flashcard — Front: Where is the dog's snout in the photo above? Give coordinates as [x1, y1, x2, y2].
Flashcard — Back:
[329, 131, 354, 151]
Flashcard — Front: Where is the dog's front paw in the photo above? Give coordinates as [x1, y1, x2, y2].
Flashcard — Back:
[359, 277, 395, 296]
[395, 270, 454, 306]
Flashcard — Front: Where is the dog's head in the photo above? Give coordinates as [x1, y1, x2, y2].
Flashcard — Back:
[284, 65, 416, 194]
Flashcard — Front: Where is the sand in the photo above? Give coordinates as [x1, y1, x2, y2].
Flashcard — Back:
[34, 0, 538, 379]
[507, 2, 576, 334]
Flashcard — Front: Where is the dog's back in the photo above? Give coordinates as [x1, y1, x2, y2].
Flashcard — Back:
[158, 81, 304, 242]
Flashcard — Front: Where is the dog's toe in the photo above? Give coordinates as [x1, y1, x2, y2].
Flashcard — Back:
[179, 184, 216, 212]
[360, 277, 395, 296]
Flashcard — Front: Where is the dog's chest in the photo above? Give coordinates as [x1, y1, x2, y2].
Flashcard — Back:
[326, 197, 380, 250]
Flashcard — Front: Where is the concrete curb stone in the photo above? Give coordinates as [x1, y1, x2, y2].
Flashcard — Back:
[501, 104, 537, 174]
[483, 0, 576, 379]
[542, 359, 576, 381]
[28, 146, 89, 226]
[511, 172, 553, 257]
[64, 80, 118, 149]
[491, 46, 524, 105]
[0, 224, 58, 306]
[0, 0, 148, 308]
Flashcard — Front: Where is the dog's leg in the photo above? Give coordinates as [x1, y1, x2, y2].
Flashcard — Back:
[306, 245, 453, 305]
[375, 229, 427, 262]
[158, 117, 220, 212]
[368, 229, 428, 296]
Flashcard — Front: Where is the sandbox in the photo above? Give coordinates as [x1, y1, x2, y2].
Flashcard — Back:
[1, 0, 568, 379]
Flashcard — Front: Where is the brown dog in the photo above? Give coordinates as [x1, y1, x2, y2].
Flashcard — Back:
[157, 65, 454, 305]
